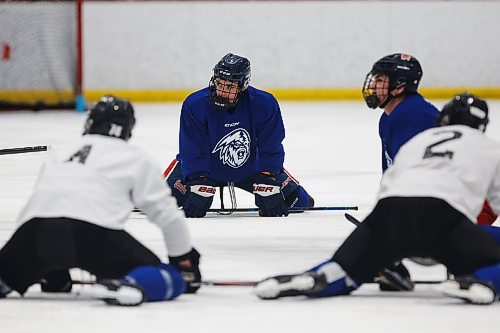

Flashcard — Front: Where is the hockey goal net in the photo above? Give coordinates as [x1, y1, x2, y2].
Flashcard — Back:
[0, 0, 83, 110]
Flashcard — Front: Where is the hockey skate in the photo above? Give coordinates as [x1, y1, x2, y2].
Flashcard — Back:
[94, 279, 145, 306]
[254, 271, 327, 300]
[441, 276, 496, 305]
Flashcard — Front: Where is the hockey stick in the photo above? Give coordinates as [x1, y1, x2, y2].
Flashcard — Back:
[0, 145, 49, 156]
[201, 280, 257, 286]
[69, 278, 440, 288]
[204, 279, 440, 286]
[68, 279, 256, 287]
[132, 206, 358, 214]
[345, 213, 361, 226]
[208, 206, 358, 213]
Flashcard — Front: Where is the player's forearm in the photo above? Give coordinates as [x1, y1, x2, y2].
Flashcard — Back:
[161, 219, 193, 257]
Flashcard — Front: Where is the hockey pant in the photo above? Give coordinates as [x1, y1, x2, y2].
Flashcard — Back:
[164, 159, 313, 209]
[307, 197, 500, 298]
[306, 261, 500, 298]
[0, 218, 185, 301]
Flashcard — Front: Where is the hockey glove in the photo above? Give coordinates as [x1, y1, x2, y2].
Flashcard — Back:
[182, 178, 216, 218]
[169, 248, 202, 293]
[377, 261, 414, 291]
[40, 270, 73, 293]
[253, 172, 289, 217]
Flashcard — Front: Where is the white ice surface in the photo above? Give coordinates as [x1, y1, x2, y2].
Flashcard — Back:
[1, 101, 500, 333]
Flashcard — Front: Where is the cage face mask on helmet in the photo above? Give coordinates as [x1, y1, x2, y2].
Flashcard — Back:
[362, 53, 423, 109]
[439, 92, 489, 132]
[209, 53, 251, 111]
[83, 95, 136, 140]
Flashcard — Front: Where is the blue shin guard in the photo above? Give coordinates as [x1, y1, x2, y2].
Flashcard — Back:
[124, 263, 186, 302]
[474, 263, 500, 292]
[479, 225, 500, 244]
[309, 260, 360, 297]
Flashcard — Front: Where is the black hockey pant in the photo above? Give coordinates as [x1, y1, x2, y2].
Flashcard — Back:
[0, 217, 160, 294]
[333, 197, 500, 282]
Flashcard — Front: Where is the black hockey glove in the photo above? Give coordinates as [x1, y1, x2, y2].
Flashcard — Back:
[182, 178, 216, 218]
[377, 261, 414, 291]
[40, 270, 73, 293]
[253, 172, 289, 217]
[169, 248, 202, 293]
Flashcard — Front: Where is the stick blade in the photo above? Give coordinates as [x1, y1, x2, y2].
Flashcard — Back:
[344, 213, 361, 226]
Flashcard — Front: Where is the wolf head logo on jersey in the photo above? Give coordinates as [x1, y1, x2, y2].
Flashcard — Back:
[212, 128, 251, 168]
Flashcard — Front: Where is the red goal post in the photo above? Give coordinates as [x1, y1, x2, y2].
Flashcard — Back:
[0, 0, 84, 111]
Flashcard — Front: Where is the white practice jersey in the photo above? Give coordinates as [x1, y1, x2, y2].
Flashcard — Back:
[378, 125, 500, 222]
[17, 134, 192, 257]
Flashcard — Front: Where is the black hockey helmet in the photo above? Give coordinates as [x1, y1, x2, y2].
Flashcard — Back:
[83, 95, 136, 140]
[209, 53, 251, 111]
[362, 53, 423, 109]
[439, 92, 489, 132]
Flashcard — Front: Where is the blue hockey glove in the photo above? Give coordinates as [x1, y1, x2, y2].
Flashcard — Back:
[169, 248, 202, 293]
[182, 178, 216, 218]
[253, 172, 289, 217]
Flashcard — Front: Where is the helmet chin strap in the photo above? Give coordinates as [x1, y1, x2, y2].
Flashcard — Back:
[378, 94, 393, 109]
[379, 87, 406, 109]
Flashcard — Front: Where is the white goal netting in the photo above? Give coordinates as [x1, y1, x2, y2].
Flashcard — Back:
[0, 1, 80, 110]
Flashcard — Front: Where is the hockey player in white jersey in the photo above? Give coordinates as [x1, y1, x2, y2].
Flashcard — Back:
[255, 93, 500, 305]
[0, 96, 201, 306]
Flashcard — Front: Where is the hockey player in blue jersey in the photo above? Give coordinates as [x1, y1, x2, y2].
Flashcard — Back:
[362, 53, 439, 172]
[361, 53, 439, 290]
[362, 54, 497, 288]
[255, 93, 500, 305]
[165, 53, 314, 218]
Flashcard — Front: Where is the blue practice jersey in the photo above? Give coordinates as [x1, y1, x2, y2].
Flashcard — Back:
[177, 86, 285, 182]
[379, 93, 439, 172]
